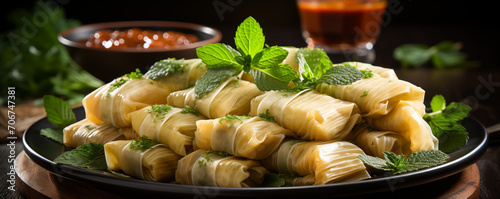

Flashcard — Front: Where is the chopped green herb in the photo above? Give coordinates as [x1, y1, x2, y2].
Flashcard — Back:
[144, 58, 184, 80]
[423, 95, 471, 153]
[358, 150, 449, 175]
[129, 136, 159, 152]
[197, 150, 230, 166]
[258, 109, 275, 122]
[360, 69, 373, 78]
[54, 142, 107, 170]
[108, 69, 143, 93]
[181, 105, 200, 116]
[361, 91, 368, 97]
[218, 114, 250, 124]
[148, 104, 173, 122]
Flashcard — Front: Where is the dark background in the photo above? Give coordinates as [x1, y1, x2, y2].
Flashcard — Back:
[1, 1, 500, 199]
[2, 0, 499, 71]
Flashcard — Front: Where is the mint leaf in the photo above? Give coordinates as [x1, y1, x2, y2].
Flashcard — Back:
[384, 152, 407, 173]
[442, 102, 471, 122]
[43, 95, 76, 129]
[393, 44, 432, 68]
[194, 66, 241, 96]
[430, 94, 446, 112]
[250, 69, 292, 91]
[252, 46, 289, 69]
[394, 41, 469, 68]
[234, 16, 265, 57]
[316, 64, 364, 85]
[40, 128, 64, 144]
[144, 58, 184, 80]
[424, 95, 471, 153]
[402, 150, 450, 173]
[196, 43, 241, 69]
[357, 154, 392, 171]
[359, 150, 449, 175]
[295, 48, 332, 82]
[54, 142, 107, 170]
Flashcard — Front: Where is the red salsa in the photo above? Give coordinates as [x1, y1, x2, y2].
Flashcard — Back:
[80, 28, 199, 49]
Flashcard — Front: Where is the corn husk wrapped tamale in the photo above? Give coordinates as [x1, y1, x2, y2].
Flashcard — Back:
[130, 105, 206, 156]
[104, 140, 181, 182]
[167, 77, 263, 118]
[195, 116, 295, 160]
[367, 101, 439, 153]
[175, 149, 268, 187]
[316, 63, 425, 117]
[250, 90, 361, 141]
[262, 140, 371, 185]
[346, 123, 411, 158]
[63, 119, 138, 148]
[83, 59, 207, 128]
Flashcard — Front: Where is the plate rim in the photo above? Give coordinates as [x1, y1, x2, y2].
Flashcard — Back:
[22, 106, 489, 198]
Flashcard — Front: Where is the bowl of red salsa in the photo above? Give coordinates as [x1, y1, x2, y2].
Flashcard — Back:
[58, 21, 222, 82]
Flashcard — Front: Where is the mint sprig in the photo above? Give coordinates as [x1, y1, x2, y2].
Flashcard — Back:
[194, 17, 299, 95]
[54, 142, 107, 170]
[358, 150, 449, 175]
[40, 95, 77, 144]
[424, 95, 471, 153]
[293, 48, 364, 90]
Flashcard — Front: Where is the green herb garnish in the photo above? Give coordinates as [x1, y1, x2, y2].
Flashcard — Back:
[181, 105, 200, 116]
[148, 104, 173, 122]
[144, 58, 184, 80]
[108, 69, 143, 93]
[40, 95, 77, 144]
[129, 136, 159, 152]
[423, 95, 471, 153]
[393, 41, 475, 68]
[258, 109, 275, 122]
[360, 91, 368, 97]
[293, 48, 364, 90]
[54, 142, 107, 170]
[197, 150, 230, 166]
[360, 69, 373, 78]
[358, 150, 449, 175]
[194, 17, 299, 95]
[218, 114, 250, 124]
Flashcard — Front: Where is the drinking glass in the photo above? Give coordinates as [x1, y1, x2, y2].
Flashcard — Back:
[297, 0, 388, 63]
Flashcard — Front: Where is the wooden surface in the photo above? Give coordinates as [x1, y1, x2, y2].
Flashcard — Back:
[14, 150, 480, 199]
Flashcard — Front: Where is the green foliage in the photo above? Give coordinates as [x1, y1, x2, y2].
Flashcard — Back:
[40, 95, 76, 144]
[358, 150, 449, 175]
[393, 41, 471, 68]
[195, 16, 299, 94]
[424, 95, 471, 153]
[0, 1, 103, 105]
[54, 143, 107, 170]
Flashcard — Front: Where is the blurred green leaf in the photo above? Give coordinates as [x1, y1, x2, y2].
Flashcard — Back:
[0, 1, 103, 105]
[393, 41, 472, 69]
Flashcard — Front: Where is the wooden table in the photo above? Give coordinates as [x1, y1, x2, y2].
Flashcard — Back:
[12, 150, 481, 199]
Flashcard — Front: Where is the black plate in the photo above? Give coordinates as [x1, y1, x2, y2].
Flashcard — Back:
[22, 107, 488, 199]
